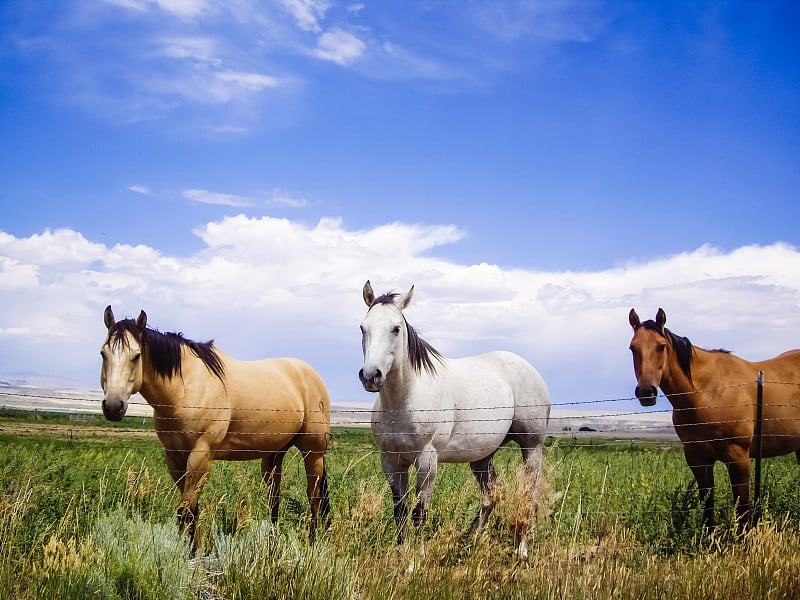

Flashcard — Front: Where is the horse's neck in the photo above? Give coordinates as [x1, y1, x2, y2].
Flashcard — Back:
[378, 360, 429, 410]
[138, 350, 185, 415]
[659, 347, 695, 406]
[661, 347, 722, 407]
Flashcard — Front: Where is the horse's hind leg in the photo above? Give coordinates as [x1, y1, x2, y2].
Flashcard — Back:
[516, 441, 546, 559]
[301, 449, 330, 543]
[520, 438, 544, 476]
[261, 450, 287, 524]
[469, 454, 498, 533]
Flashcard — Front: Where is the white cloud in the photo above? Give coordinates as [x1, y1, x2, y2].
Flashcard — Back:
[0, 228, 106, 267]
[208, 124, 249, 135]
[215, 70, 280, 91]
[267, 189, 308, 208]
[0, 327, 33, 338]
[279, 0, 329, 33]
[104, 0, 209, 19]
[157, 36, 221, 64]
[155, 0, 209, 19]
[182, 189, 254, 207]
[311, 28, 366, 66]
[0, 219, 798, 410]
[149, 37, 281, 105]
[127, 185, 151, 194]
[468, 0, 606, 44]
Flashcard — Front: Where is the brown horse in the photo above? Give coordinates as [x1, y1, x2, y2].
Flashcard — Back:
[100, 306, 331, 548]
[629, 308, 800, 526]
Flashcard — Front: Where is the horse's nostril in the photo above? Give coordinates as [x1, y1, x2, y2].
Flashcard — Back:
[374, 369, 382, 381]
[634, 385, 658, 407]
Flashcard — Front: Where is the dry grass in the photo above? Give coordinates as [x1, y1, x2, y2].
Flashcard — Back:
[3, 424, 800, 599]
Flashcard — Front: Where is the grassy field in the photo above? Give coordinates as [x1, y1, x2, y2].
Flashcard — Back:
[2, 409, 800, 599]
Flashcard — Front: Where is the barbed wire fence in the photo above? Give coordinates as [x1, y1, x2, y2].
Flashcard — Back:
[2, 374, 800, 531]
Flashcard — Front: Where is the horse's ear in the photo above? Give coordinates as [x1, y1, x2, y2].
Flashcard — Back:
[104, 305, 116, 330]
[629, 308, 641, 330]
[363, 280, 375, 307]
[136, 310, 147, 332]
[398, 285, 414, 310]
[655, 308, 666, 331]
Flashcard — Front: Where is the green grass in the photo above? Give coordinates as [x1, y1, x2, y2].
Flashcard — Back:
[0, 406, 154, 429]
[2, 411, 800, 598]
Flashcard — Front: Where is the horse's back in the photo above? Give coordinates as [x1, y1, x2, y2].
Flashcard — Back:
[226, 355, 324, 393]
[488, 351, 550, 433]
[695, 347, 800, 458]
[449, 350, 550, 428]
[478, 350, 549, 403]
[223, 355, 330, 428]
[765, 348, 800, 368]
[755, 348, 800, 455]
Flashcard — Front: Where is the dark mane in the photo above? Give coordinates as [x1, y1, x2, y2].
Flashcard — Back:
[640, 319, 730, 383]
[107, 319, 225, 381]
[370, 292, 444, 375]
[405, 319, 444, 375]
[371, 292, 401, 306]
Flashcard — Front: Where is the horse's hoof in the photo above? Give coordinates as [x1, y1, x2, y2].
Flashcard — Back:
[514, 538, 529, 561]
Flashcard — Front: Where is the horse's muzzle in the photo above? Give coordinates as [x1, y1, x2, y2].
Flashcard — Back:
[359, 368, 383, 392]
[634, 385, 658, 407]
[101, 397, 127, 421]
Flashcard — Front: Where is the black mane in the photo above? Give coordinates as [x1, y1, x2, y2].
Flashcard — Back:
[370, 293, 444, 375]
[107, 318, 225, 381]
[640, 319, 730, 383]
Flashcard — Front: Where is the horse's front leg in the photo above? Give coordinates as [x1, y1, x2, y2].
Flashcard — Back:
[164, 447, 199, 544]
[725, 442, 753, 526]
[684, 444, 715, 528]
[164, 446, 188, 493]
[179, 445, 214, 551]
[413, 449, 438, 530]
[381, 452, 410, 544]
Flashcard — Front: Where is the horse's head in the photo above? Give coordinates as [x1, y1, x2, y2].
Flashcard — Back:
[358, 280, 413, 392]
[100, 305, 147, 421]
[628, 307, 668, 407]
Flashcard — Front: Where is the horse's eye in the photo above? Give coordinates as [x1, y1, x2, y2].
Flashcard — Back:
[132, 352, 141, 363]
[391, 326, 401, 335]
[657, 344, 666, 352]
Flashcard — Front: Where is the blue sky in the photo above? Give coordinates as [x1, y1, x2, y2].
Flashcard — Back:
[1, 1, 799, 411]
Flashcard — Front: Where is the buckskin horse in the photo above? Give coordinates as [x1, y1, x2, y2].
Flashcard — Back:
[100, 306, 331, 549]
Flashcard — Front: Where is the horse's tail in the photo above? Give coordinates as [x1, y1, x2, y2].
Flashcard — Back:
[318, 461, 331, 522]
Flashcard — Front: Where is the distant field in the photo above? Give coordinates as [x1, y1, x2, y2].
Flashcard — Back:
[0, 384, 677, 437]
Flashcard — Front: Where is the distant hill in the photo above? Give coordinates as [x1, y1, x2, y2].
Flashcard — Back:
[0, 371, 372, 422]
[0, 371, 97, 392]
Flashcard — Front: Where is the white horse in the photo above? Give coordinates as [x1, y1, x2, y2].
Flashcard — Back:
[358, 281, 551, 556]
